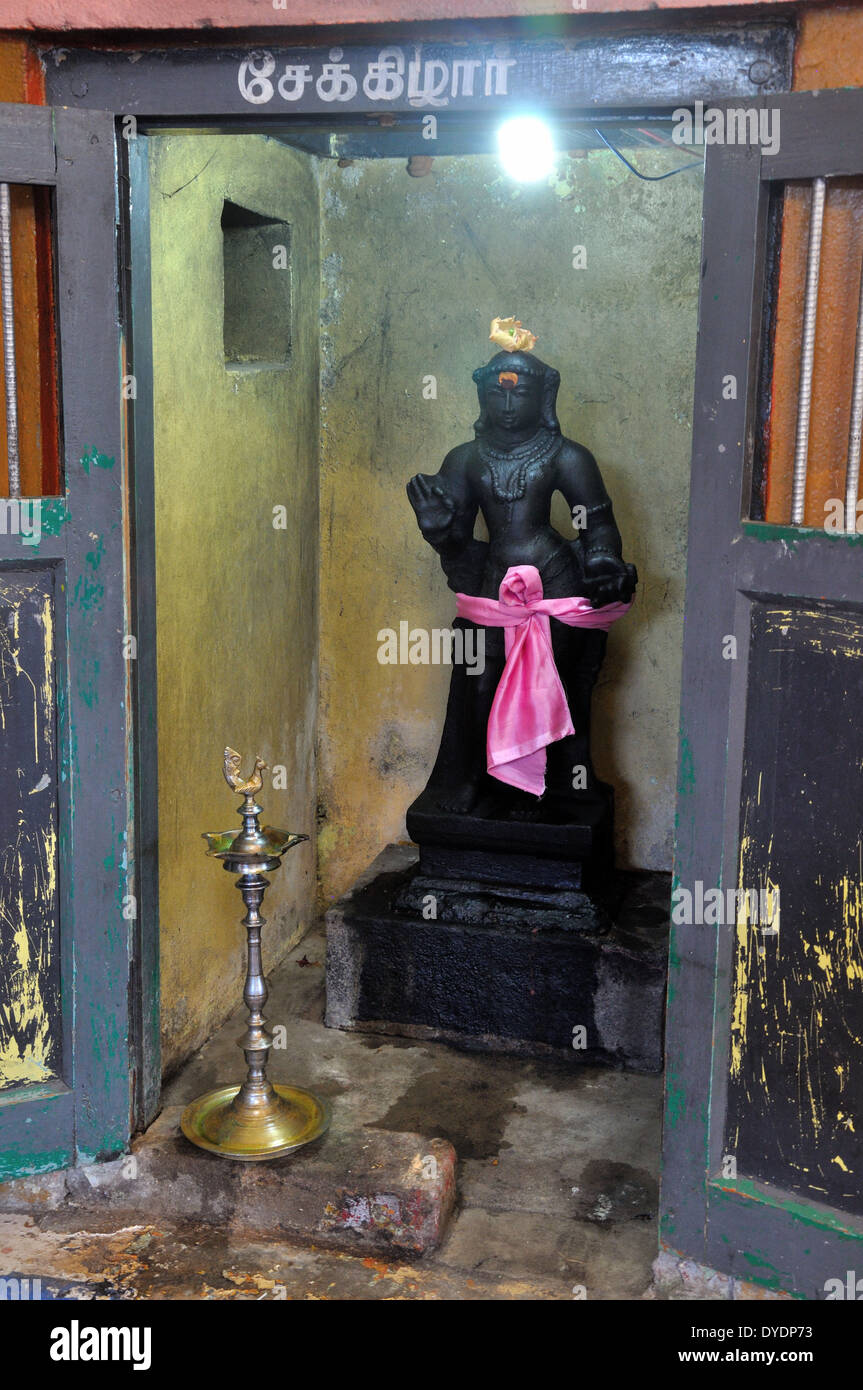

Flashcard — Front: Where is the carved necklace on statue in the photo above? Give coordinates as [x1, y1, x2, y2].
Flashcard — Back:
[478, 428, 562, 503]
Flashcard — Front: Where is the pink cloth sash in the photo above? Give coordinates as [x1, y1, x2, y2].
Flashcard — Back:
[456, 564, 631, 797]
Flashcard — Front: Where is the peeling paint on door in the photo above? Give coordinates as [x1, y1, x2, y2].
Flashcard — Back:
[0, 574, 60, 1090]
[727, 602, 863, 1215]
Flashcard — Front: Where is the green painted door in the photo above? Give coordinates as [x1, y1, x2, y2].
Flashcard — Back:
[0, 105, 133, 1177]
[662, 91, 863, 1298]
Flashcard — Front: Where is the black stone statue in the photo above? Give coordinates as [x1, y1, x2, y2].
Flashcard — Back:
[322, 342, 654, 1057]
[407, 346, 636, 834]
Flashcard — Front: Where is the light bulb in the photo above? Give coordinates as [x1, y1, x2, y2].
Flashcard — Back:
[497, 115, 556, 183]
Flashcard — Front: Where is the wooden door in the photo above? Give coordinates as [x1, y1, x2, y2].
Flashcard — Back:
[0, 105, 133, 1177]
[663, 91, 863, 1298]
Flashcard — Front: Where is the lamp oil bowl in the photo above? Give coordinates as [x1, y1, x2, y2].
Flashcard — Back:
[180, 749, 331, 1161]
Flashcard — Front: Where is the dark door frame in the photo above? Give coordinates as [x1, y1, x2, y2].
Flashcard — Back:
[41, 27, 793, 1145]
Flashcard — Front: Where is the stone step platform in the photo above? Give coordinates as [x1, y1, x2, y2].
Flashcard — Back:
[0, 1105, 456, 1260]
[326, 845, 670, 1072]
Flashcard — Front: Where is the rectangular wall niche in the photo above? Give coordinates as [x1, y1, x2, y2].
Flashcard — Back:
[221, 200, 291, 369]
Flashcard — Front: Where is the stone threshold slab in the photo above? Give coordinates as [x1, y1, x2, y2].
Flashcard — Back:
[0, 1106, 456, 1260]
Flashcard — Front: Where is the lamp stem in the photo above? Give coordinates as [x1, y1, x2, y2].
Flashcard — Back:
[234, 872, 276, 1112]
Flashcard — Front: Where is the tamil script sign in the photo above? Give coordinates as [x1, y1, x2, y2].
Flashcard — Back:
[43, 30, 793, 117]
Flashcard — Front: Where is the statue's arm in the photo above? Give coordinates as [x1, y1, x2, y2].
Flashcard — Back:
[408, 446, 486, 593]
[557, 442, 637, 605]
[407, 445, 477, 558]
[557, 441, 622, 557]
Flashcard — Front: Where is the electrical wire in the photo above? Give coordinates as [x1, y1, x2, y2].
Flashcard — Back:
[592, 126, 703, 182]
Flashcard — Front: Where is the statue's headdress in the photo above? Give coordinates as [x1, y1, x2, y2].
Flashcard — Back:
[472, 321, 561, 437]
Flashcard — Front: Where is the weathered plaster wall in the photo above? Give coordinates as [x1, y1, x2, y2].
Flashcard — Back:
[150, 134, 319, 1076]
[317, 149, 702, 902]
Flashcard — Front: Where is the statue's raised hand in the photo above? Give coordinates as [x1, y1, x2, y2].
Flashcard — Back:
[407, 473, 457, 546]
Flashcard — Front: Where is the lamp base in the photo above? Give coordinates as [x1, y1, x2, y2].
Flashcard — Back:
[181, 1082, 330, 1161]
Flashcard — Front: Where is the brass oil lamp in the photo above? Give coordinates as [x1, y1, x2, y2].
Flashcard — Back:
[181, 749, 330, 1160]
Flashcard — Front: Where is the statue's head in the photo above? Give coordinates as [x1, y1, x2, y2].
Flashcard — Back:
[472, 350, 561, 438]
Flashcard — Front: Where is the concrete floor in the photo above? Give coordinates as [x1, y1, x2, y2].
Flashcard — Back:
[1, 930, 664, 1301]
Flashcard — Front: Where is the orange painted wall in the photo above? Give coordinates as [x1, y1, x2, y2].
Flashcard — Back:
[766, 8, 863, 526]
[0, 36, 37, 104]
[0, 37, 56, 498]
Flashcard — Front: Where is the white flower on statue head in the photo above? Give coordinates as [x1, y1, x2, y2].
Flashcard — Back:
[489, 316, 538, 353]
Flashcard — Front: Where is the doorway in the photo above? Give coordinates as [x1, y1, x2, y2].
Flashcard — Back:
[17, 21, 850, 1304]
[138, 121, 702, 1093]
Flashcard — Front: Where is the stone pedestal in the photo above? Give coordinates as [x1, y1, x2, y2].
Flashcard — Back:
[406, 786, 614, 891]
[325, 845, 670, 1072]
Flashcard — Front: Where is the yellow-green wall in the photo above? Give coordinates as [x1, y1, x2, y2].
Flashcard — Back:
[317, 151, 701, 904]
[150, 134, 319, 1076]
[151, 137, 701, 1070]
